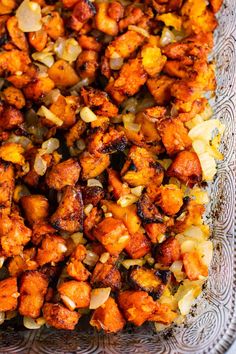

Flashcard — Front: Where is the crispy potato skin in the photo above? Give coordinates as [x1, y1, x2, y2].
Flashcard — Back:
[36, 235, 67, 266]
[155, 237, 181, 266]
[0, 212, 32, 257]
[43, 303, 80, 330]
[167, 151, 202, 187]
[90, 297, 126, 333]
[91, 262, 121, 291]
[19, 270, 48, 318]
[88, 128, 127, 156]
[46, 159, 81, 190]
[118, 290, 156, 326]
[50, 186, 83, 233]
[0, 161, 14, 215]
[125, 231, 151, 259]
[58, 280, 91, 309]
[21, 195, 49, 225]
[93, 217, 130, 256]
[155, 184, 184, 216]
[183, 251, 208, 280]
[129, 267, 166, 298]
[0, 277, 18, 311]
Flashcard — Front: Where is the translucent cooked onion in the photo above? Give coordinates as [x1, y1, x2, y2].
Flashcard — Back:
[183, 226, 204, 241]
[71, 232, 86, 245]
[99, 252, 110, 264]
[198, 152, 217, 181]
[122, 259, 146, 269]
[117, 194, 138, 207]
[87, 179, 103, 188]
[130, 186, 144, 197]
[41, 138, 60, 155]
[37, 106, 63, 126]
[128, 25, 150, 38]
[80, 107, 97, 123]
[16, 0, 42, 32]
[178, 289, 195, 316]
[122, 98, 138, 114]
[84, 204, 93, 216]
[54, 38, 82, 62]
[197, 240, 213, 267]
[43, 89, 61, 106]
[170, 260, 185, 282]
[188, 119, 225, 142]
[124, 122, 141, 133]
[7, 134, 32, 149]
[32, 52, 54, 67]
[109, 57, 124, 70]
[84, 250, 99, 267]
[89, 287, 111, 310]
[13, 185, 30, 203]
[34, 154, 47, 176]
[180, 240, 196, 254]
[0, 257, 5, 268]
[23, 316, 42, 329]
[160, 27, 175, 47]
[0, 312, 5, 325]
[61, 295, 76, 311]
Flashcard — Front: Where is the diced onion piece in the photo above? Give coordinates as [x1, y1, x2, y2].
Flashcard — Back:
[87, 179, 103, 188]
[122, 113, 135, 124]
[0, 312, 5, 325]
[37, 106, 63, 126]
[84, 250, 99, 267]
[190, 187, 209, 205]
[16, 0, 42, 32]
[0, 257, 5, 268]
[32, 52, 54, 67]
[76, 139, 86, 151]
[160, 27, 175, 47]
[192, 139, 206, 155]
[196, 241, 213, 267]
[122, 98, 138, 114]
[89, 287, 111, 310]
[43, 89, 61, 106]
[41, 138, 59, 155]
[7, 135, 32, 149]
[80, 107, 97, 123]
[110, 57, 124, 70]
[58, 243, 67, 253]
[198, 152, 217, 181]
[188, 119, 225, 142]
[105, 212, 113, 218]
[124, 122, 141, 132]
[122, 259, 146, 269]
[117, 194, 138, 207]
[183, 226, 204, 241]
[23, 316, 42, 329]
[54, 38, 82, 62]
[130, 186, 144, 197]
[71, 232, 86, 245]
[170, 260, 185, 282]
[128, 25, 150, 37]
[61, 295, 76, 311]
[34, 154, 47, 176]
[84, 204, 93, 216]
[178, 289, 195, 316]
[70, 78, 89, 93]
[99, 252, 110, 264]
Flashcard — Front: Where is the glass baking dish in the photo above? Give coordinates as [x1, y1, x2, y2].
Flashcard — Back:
[0, 0, 235, 352]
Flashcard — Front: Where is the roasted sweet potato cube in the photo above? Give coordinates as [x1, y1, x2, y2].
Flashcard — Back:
[21, 195, 49, 225]
[0, 0, 16, 14]
[7, 16, 28, 51]
[158, 119, 192, 155]
[88, 128, 127, 155]
[0, 161, 14, 215]
[58, 280, 91, 310]
[50, 186, 83, 233]
[147, 75, 175, 105]
[65, 119, 86, 147]
[31, 221, 56, 245]
[76, 50, 99, 81]
[28, 28, 48, 52]
[155, 184, 184, 216]
[48, 60, 79, 87]
[93, 217, 130, 256]
[209, 0, 223, 13]
[82, 186, 105, 206]
[0, 105, 24, 130]
[149, 303, 177, 324]
[0, 142, 25, 165]
[78, 34, 102, 52]
[183, 251, 208, 280]
[118, 290, 156, 326]
[102, 200, 141, 235]
[0, 277, 18, 312]
[0, 212, 31, 257]
[137, 194, 163, 224]
[118, 4, 143, 31]
[0, 49, 30, 75]
[84, 207, 102, 240]
[145, 223, 167, 243]
[36, 235, 67, 266]
[91, 262, 121, 291]
[125, 231, 151, 259]
[23, 77, 55, 101]
[67, 260, 90, 281]
[43, 11, 64, 40]
[105, 30, 144, 59]
[95, 2, 118, 36]
[8, 248, 37, 277]
[155, 237, 181, 266]
[19, 271, 48, 318]
[173, 200, 205, 233]
[49, 95, 79, 129]
[2, 87, 25, 109]
[46, 158, 81, 190]
[167, 151, 202, 187]
[90, 297, 126, 333]
[80, 152, 110, 180]
[43, 302, 80, 330]
[107, 168, 130, 199]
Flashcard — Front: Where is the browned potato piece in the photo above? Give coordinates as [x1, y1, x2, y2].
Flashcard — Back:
[48, 60, 79, 87]
[108, 1, 124, 21]
[95, 2, 118, 36]
[58, 280, 91, 310]
[209, 0, 223, 13]
[43, 303, 80, 330]
[88, 128, 127, 156]
[0, 161, 14, 215]
[2, 87, 26, 109]
[173, 200, 204, 233]
[67, 244, 90, 281]
[65, 119, 86, 147]
[137, 194, 163, 224]
[0, 105, 24, 129]
[158, 119, 192, 155]
[69, 0, 95, 31]
[149, 303, 177, 324]
[8, 248, 38, 276]
[118, 5, 143, 31]
[105, 31, 144, 59]
[23, 77, 55, 101]
[82, 186, 104, 206]
[19, 270, 48, 318]
[125, 231, 151, 259]
[155, 184, 184, 216]
[0, 49, 30, 75]
[145, 223, 167, 243]
[167, 151, 202, 187]
[31, 221, 56, 245]
[21, 195, 49, 225]
[0, 277, 18, 311]
[183, 251, 208, 280]
[0, 212, 31, 257]
[84, 207, 102, 240]
[36, 235, 67, 266]
[155, 237, 181, 266]
[28, 28, 48, 52]
[49, 95, 79, 129]
[147, 75, 175, 105]
[43, 11, 64, 40]
[80, 152, 110, 180]
[76, 50, 99, 81]
[0, 0, 16, 14]
[78, 35, 102, 52]
[6, 16, 28, 51]
[50, 186, 83, 233]
[90, 297, 126, 333]
[46, 159, 81, 190]
[0, 142, 25, 165]
[91, 262, 121, 291]
[93, 217, 130, 256]
[118, 290, 156, 326]
[81, 87, 118, 118]
[107, 168, 130, 199]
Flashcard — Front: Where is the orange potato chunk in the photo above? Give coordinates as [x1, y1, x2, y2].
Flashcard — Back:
[43, 303, 80, 330]
[155, 184, 184, 216]
[58, 280, 91, 310]
[0, 161, 14, 215]
[183, 251, 208, 280]
[21, 194, 49, 225]
[36, 235, 67, 266]
[48, 60, 79, 87]
[0, 277, 18, 312]
[46, 158, 81, 190]
[155, 237, 181, 266]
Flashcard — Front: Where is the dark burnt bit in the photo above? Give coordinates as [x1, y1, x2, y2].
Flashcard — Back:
[137, 194, 163, 224]
[100, 134, 128, 154]
[82, 185, 105, 206]
[154, 269, 171, 285]
[110, 152, 127, 171]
